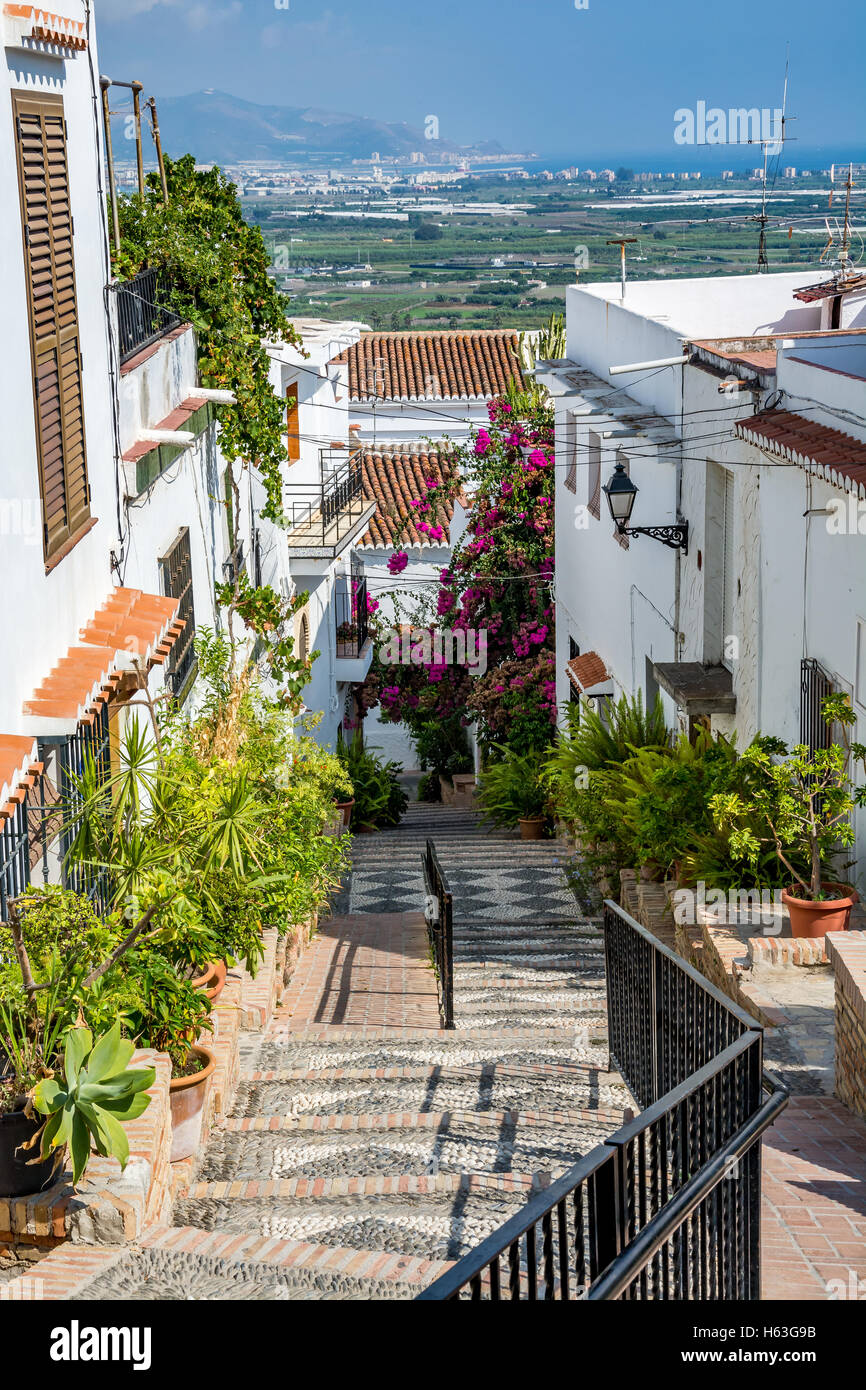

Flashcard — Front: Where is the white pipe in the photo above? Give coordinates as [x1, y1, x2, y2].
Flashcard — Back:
[608, 354, 690, 376]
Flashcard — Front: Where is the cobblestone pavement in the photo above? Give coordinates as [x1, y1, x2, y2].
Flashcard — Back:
[69, 803, 630, 1299]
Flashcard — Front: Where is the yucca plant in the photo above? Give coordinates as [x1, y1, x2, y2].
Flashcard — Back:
[27, 1022, 155, 1186]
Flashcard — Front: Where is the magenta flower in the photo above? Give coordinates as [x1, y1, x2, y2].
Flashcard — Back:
[388, 551, 409, 575]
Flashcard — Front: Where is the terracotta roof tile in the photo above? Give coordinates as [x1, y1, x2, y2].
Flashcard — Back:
[22, 588, 183, 734]
[735, 409, 866, 498]
[793, 275, 866, 304]
[566, 652, 608, 692]
[336, 330, 526, 401]
[359, 447, 458, 548]
[3, 5, 88, 50]
[0, 735, 40, 822]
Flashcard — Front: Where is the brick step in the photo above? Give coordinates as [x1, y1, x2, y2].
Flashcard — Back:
[230, 1064, 628, 1119]
[172, 1173, 559, 1264]
[193, 1108, 621, 1185]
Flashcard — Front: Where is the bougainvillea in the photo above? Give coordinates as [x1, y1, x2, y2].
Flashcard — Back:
[362, 389, 557, 756]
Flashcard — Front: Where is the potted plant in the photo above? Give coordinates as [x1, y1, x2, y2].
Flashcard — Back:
[712, 697, 865, 939]
[337, 732, 408, 832]
[477, 745, 549, 839]
[121, 949, 215, 1163]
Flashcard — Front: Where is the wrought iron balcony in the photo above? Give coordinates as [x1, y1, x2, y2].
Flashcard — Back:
[112, 267, 182, 365]
[285, 448, 376, 559]
[335, 568, 370, 659]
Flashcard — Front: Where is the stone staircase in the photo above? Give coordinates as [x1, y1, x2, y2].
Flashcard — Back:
[73, 804, 633, 1300]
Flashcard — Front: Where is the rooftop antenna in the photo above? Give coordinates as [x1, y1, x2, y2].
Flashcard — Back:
[747, 50, 796, 273]
[820, 163, 865, 285]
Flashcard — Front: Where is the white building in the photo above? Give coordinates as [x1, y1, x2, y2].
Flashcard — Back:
[538, 270, 866, 888]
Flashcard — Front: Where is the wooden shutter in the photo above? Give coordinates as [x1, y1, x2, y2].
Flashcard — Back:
[13, 93, 90, 562]
[286, 382, 300, 462]
[588, 430, 602, 518]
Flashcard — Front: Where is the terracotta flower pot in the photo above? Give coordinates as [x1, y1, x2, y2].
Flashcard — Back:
[0, 1107, 58, 1199]
[169, 1046, 216, 1163]
[191, 961, 227, 1004]
[335, 799, 355, 831]
[519, 817, 545, 841]
[781, 884, 859, 939]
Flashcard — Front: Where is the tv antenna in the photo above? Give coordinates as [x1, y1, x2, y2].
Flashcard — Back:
[820, 163, 865, 284]
[744, 51, 796, 272]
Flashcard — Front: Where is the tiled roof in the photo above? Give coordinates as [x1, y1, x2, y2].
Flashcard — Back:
[336, 331, 526, 401]
[735, 409, 866, 498]
[2, 4, 87, 51]
[22, 588, 184, 734]
[566, 652, 609, 692]
[793, 275, 866, 304]
[359, 446, 457, 548]
[0, 736, 40, 823]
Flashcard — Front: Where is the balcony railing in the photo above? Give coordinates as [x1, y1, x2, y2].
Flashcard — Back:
[422, 839, 454, 1029]
[418, 897, 788, 1301]
[335, 570, 370, 659]
[285, 450, 371, 554]
[112, 267, 182, 365]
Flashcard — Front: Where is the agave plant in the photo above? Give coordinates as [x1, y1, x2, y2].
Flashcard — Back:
[27, 1022, 155, 1186]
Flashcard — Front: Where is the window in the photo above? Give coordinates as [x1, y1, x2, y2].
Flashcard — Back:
[160, 528, 197, 699]
[13, 93, 90, 564]
[298, 613, 310, 663]
[856, 620, 866, 711]
[564, 413, 578, 493]
[286, 382, 300, 462]
[587, 430, 602, 519]
[613, 450, 630, 548]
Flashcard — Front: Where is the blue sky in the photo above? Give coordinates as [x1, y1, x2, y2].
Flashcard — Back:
[94, 0, 865, 159]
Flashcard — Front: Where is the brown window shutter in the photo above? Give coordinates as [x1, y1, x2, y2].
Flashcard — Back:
[286, 382, 300, 462]
[13, 93, 90, 561]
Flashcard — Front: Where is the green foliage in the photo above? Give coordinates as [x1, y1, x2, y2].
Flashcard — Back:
[116, 155, 301, 525]
[338, 734, 408, 829]
[30, 1023, 155, 1186]
[711, 696, 866, 899]
[477, 745, 548, 828]
[413, 719, 474, 779]
[543, 693, 669, 833]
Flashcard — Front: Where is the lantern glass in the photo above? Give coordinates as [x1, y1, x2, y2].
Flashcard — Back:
[603, 462, 638, 527]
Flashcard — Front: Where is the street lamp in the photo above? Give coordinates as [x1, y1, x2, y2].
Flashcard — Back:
[602, 461, 689, 553]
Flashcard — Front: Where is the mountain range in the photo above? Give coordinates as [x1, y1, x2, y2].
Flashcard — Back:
[138, 91, 507, 164]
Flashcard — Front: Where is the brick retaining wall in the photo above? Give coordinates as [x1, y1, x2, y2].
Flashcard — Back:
[825, 931, 866, 1120]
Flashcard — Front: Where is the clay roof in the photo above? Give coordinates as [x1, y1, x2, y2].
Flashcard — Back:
[735, 409, 866, 498]
[0, 735, 40, 824]
[22, 588, 184, 734]
[566, 652, 609, 692]
[793, 275, 866, 304]
[2, 4, 88, 50]
[336, 330, 526, 401]
[359, 446, 457, 548]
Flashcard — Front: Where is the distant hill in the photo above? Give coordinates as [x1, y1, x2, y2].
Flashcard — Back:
[140, 91, 506, 164]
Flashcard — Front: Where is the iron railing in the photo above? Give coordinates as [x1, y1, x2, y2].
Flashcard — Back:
[417, 900, 787, 1300]
[0, 768, 44, 929]
[422, 839, 454, 1030]
[160, 527, 197, 700]
[335, 564, 370, 659]
[800, 657, 835, 755]
[112, 267, 182, 365]
[54, 707, 113, 916]
[285, 450, 366, 551]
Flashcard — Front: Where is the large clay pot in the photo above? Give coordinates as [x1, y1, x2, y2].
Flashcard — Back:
[335, 799, 355, 831]
[0, 1107, 58, 1198]
[169, 1046, 215, 1163]
[192, 961, 227, 1004]
[781, 884, 859, 939]
[519, 817, 545, 841]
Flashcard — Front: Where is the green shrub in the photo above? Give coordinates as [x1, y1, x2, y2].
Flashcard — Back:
[477, 746, 547, 828]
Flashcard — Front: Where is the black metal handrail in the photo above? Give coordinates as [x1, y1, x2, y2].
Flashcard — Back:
[422, 839, 454, 1030]
[112, 267, 182, 365]
[417, 900, 788, 1300]
[285, 451, 366, 550]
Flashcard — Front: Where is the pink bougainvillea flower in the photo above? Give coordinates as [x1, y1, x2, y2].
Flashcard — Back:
[388, 551, 409, 575]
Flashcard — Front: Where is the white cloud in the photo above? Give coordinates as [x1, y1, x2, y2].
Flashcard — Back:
[95, 0, 242, 30]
